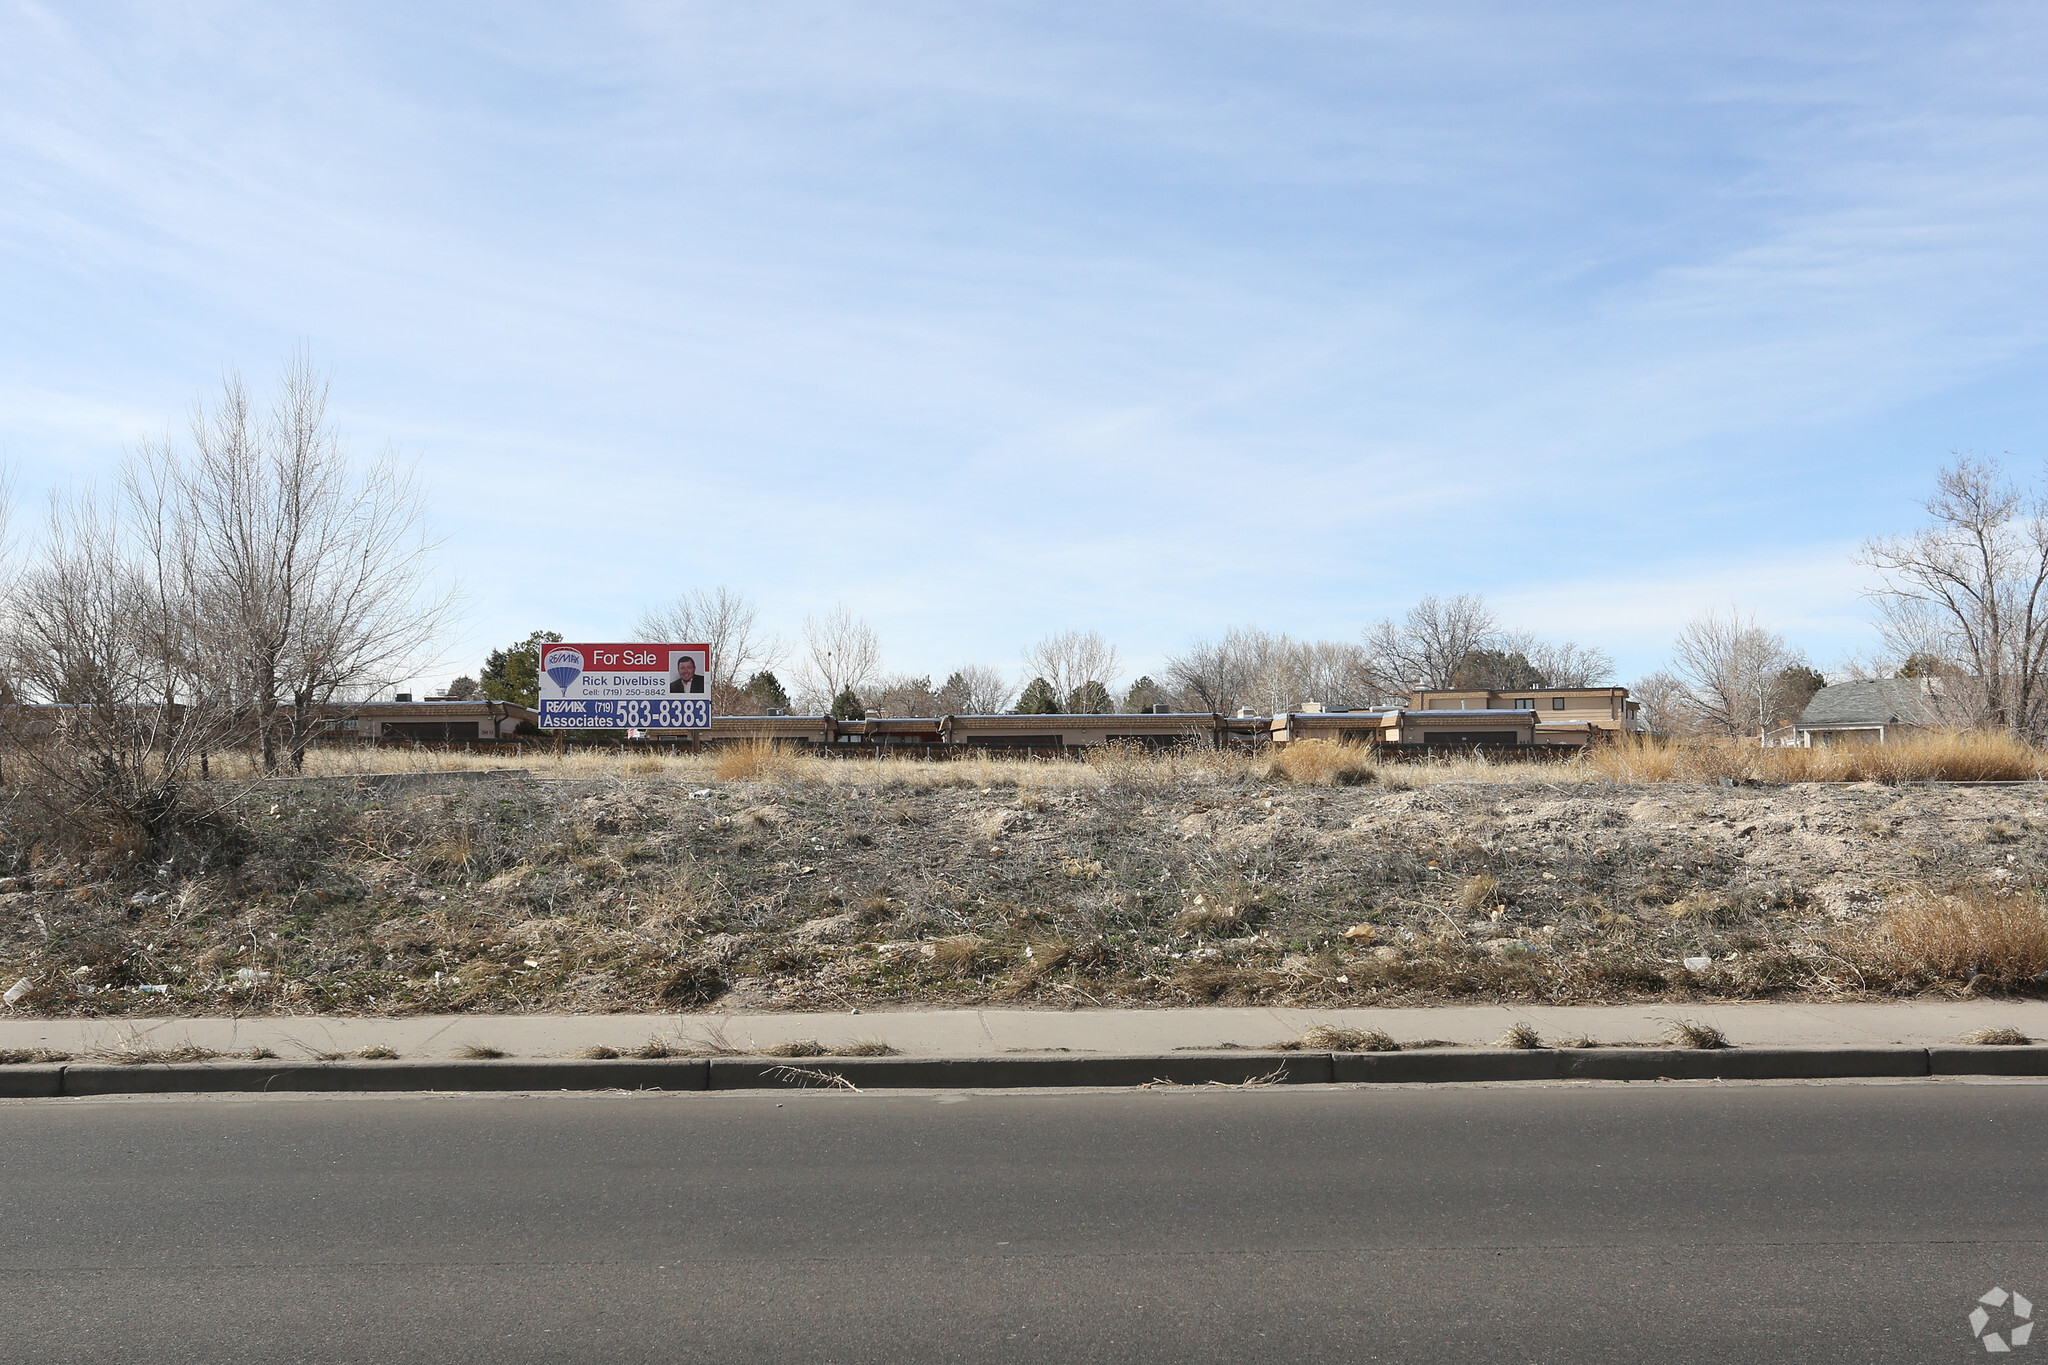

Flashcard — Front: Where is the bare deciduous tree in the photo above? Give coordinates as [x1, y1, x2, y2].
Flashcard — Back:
[1861, 457, 2048, 736]
[1, 486, 240, 852]
[1163, 627, 1373, 714]
[635, 586, 779, 694]
[866, 673, 942, 717]
[1020, 630, 1122, 704]
[1362, 594, 1501, 694]
[793, 604, 881, 711]
[131, 358, 454, 771]
[1163, 630, 1256, 714]
[938, 665, 1013, 715]
[1628, 669, 1696, 737]
[1360, 596, 1612, 698]
[1664, 607, 1802, 738]
[1523, 638, 1615, 689]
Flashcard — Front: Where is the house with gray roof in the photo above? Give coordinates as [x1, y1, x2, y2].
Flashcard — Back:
[1795, 678, 1939, 746]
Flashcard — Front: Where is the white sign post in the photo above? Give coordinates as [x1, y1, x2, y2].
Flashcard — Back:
[537, 642, 713, 730]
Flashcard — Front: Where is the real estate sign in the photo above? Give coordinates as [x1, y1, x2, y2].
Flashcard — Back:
[537, 643, 712, 730]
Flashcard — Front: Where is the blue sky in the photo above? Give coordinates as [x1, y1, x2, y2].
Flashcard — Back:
[4, 2, 2046, 693]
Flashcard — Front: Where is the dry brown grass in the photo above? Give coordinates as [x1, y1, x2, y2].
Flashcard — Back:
[1173, 900, 1244, 935]
[1591, 730, 2048, 785]
[1663, 1020, 1729, 1049]
[712, 738, 812, 783]
[1458, 873, 1503, 912]
[93, 1044, 222, 1065]
[833, 1038, 900, 1056]
[755, 1038, 828, 1058]
[1859, 887, 2048, 986]
[1496, 1022, 1543, 1049]
[0, 1048, 71, 1064]
[290, 724, 2048, 792]
[1275, 1025, 1399, 1052]
[626, 1037, 680, 1059]
[766, 1064, 858, 1090]
[928, 934, 990, 974]
[1262, 739, 1377, 787]
[1958, 1027, 2032, 1045]
[454, 1043, 507, 1060]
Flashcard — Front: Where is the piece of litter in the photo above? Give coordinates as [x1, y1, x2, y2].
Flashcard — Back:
[1683, 956, 1713, 972]
[234, 967, 272, 984]
[2, 978, 31, 1006]
[691, 789, 712, 797]
[136, 984, 169, 994]
[524, 959, 539, 968]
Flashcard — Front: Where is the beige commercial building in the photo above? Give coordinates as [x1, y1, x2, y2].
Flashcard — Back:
[700, 711, 1265, 750]
[1267, 687, 1641, 750]
[322, 699, 538, 742]
[1405, 687, 1641, 733]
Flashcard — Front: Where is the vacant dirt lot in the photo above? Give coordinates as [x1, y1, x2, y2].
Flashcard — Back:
[4, 768, 2046, 1017]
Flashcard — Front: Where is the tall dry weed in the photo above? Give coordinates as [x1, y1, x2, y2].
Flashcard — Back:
[712, 738, 814, 784]
[292, 724, 2048, 790]
[1262, 739, 1376, 787]
[1858, 887, 2048, 986]
[1590, 731, 2048, 785]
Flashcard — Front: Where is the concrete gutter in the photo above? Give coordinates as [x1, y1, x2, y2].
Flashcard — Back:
[5, 1045, 2046, 1097]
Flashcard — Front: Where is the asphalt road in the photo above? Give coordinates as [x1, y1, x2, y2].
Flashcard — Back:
[2, 1080, 2043, 1363]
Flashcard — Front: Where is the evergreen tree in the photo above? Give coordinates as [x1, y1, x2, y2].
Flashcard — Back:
[1015, 677, 1063, 714]
[1121, 675, 1168, 713]
[442, 676, 480, 700]
[744, 670, 792, 712]
[830, 687, 867, 721]
[1896, 652, 1959, 678]
[1066, 680, 1115, 714]
[1769, 664, 1828, 728]
[481, 630, 562, 709]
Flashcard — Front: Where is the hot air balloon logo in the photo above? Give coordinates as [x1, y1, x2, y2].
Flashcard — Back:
[543, 647, 584, 696]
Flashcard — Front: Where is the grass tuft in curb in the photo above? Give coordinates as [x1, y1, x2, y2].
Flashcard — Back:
[1496, 1022, 1544, 1050]
[1957, 1026, 2032, 1046]
[1663, 1020, 1730, 1049]
[1274, 1025, 1399, 1053]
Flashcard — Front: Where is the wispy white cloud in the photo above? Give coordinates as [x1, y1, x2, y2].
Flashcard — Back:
[1, 1, 2044, 691]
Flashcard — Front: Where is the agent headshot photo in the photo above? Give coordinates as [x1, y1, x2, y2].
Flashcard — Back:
[669, 652, 706, 694]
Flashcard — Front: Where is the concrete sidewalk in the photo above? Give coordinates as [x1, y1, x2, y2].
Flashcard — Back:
[4, 1000, 2043, 1061]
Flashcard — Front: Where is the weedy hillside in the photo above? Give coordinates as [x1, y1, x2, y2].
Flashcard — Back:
[4, 740, 2048, 1017]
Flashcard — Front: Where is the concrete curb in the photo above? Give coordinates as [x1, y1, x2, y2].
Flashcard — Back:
[709, 1052, 1329, 1090]
[6, 1046, 2048, 1097]
[1557, 1046, 1931, 1081]
[0, 1064, 64, 1098]
[1931, 1045, 2048, 1075]
[55, 1058, 708, 1096]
